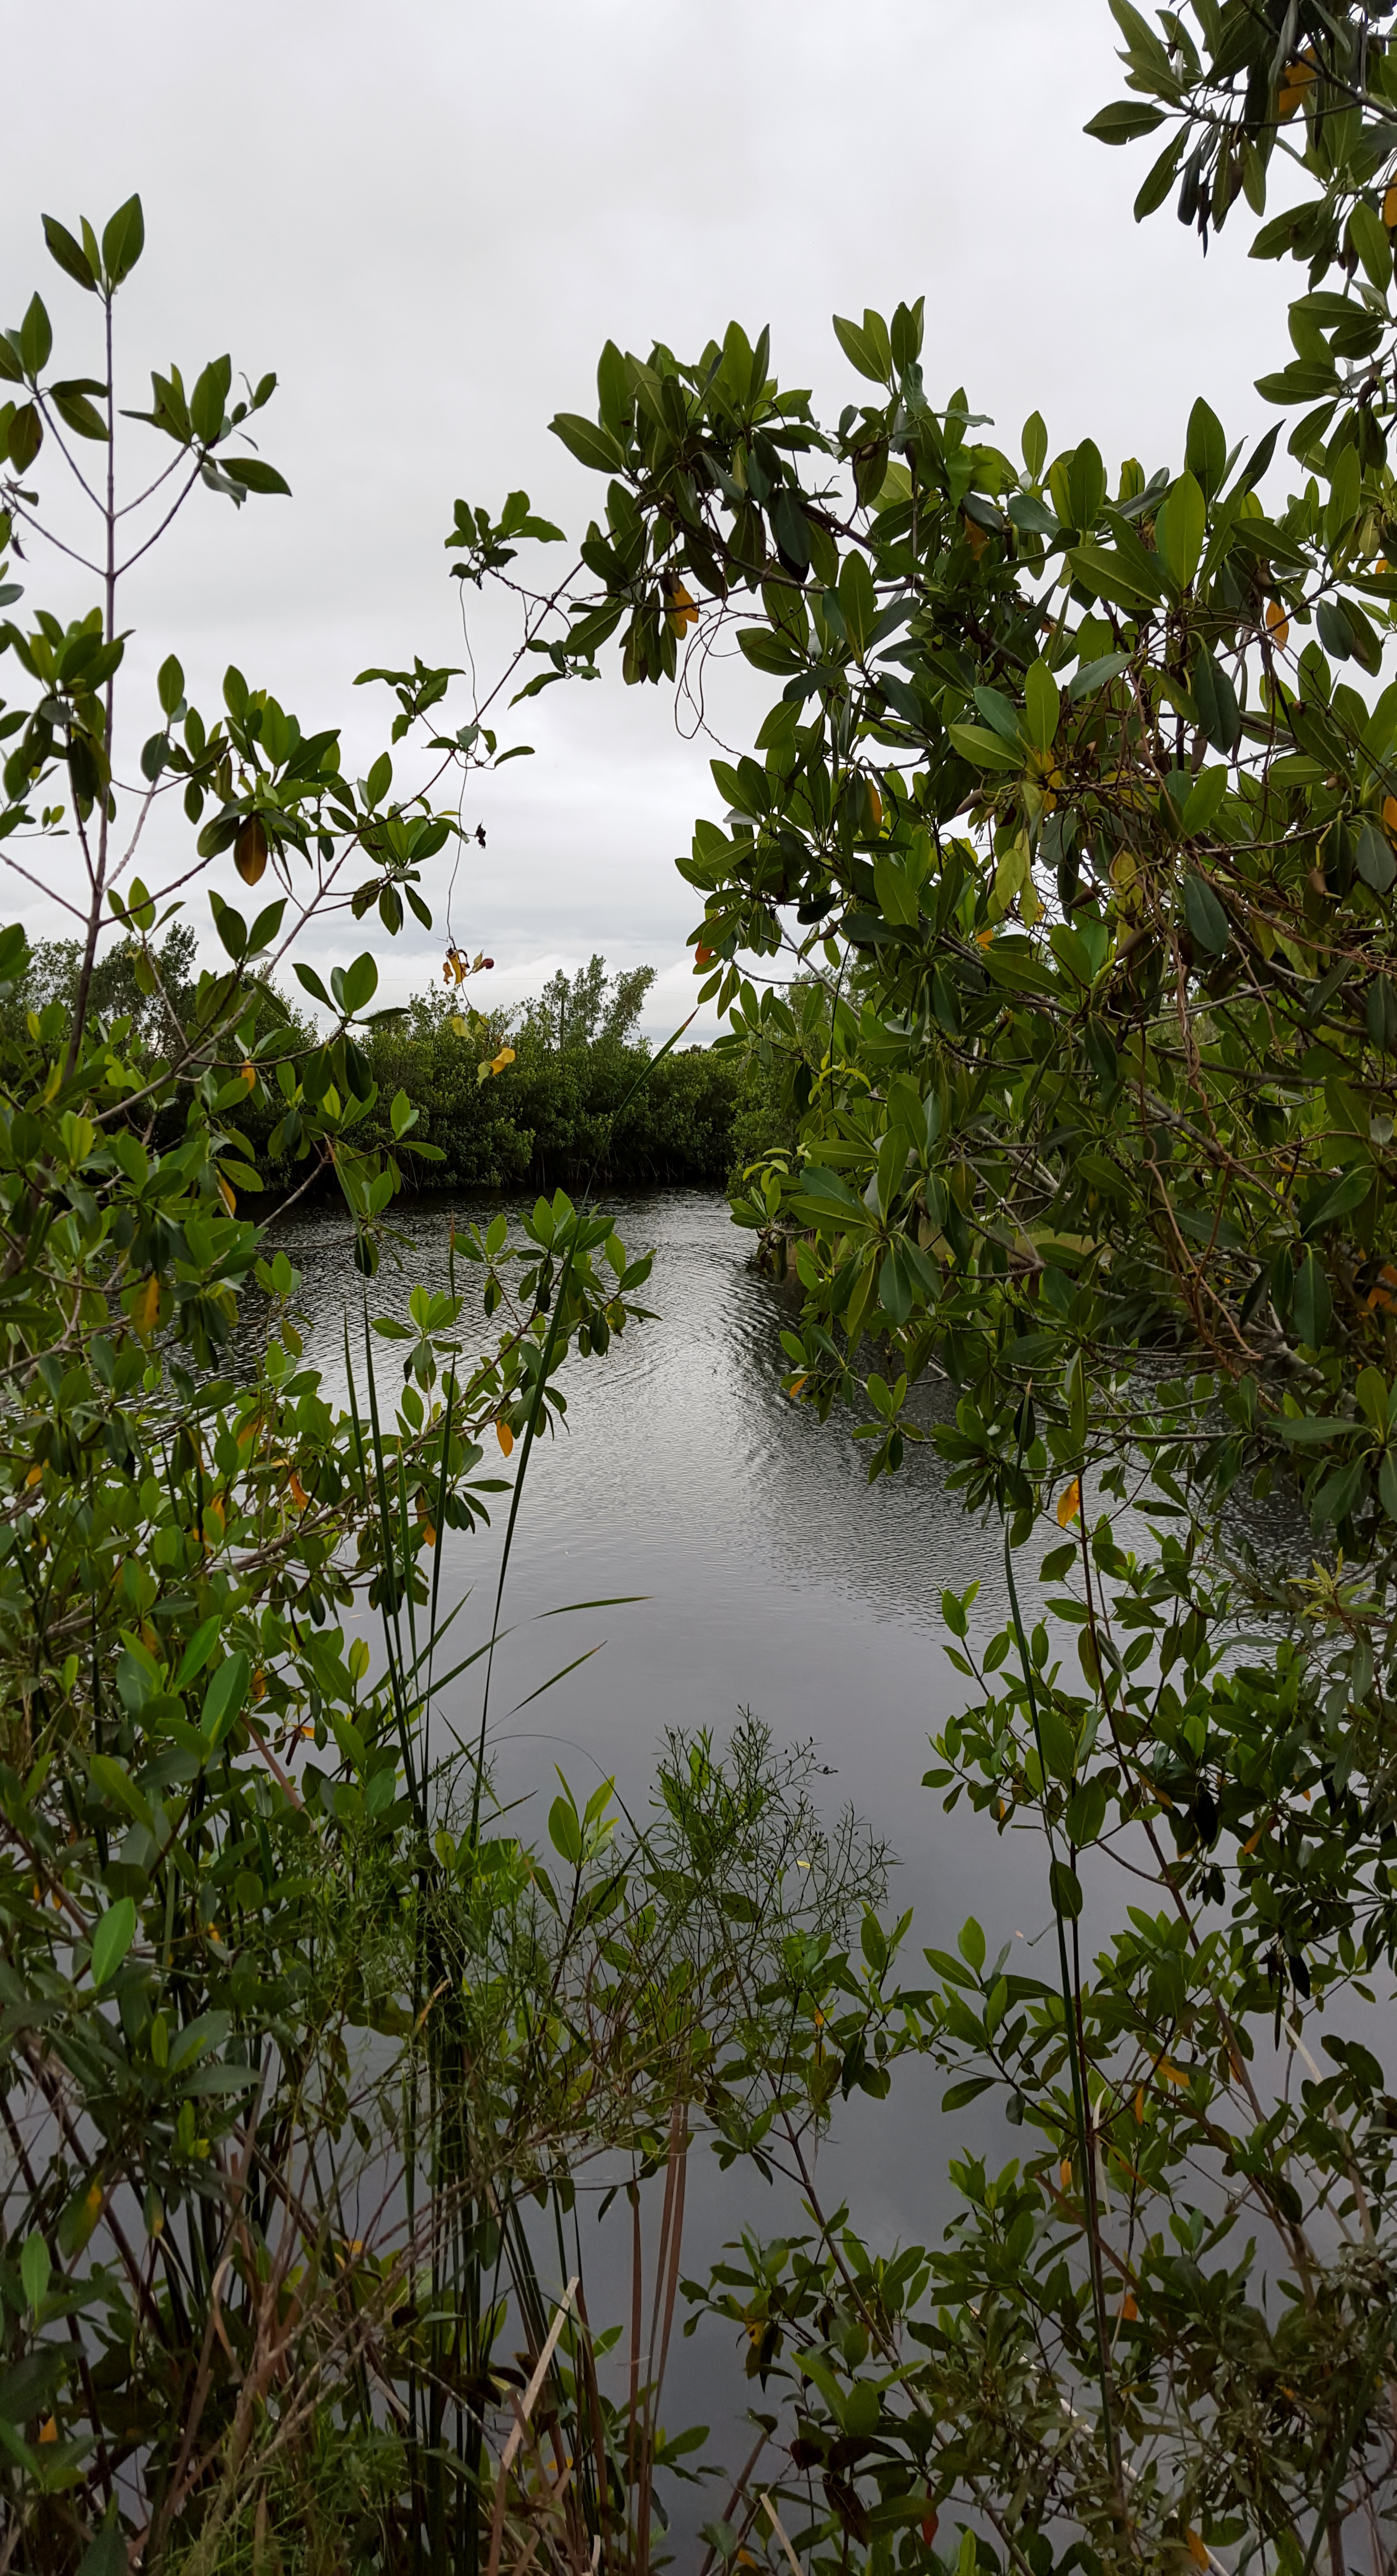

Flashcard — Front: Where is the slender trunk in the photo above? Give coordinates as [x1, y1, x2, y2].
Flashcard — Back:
[64, 292, 117, 1078]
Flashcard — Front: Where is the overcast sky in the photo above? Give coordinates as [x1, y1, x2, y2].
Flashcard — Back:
[3, 0, 1295, 1034]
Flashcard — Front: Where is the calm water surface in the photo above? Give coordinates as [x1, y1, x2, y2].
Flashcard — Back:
[273, 1189, 1127, 2484]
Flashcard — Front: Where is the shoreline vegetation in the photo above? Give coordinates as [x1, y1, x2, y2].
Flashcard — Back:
[16, 938, 783, 1195]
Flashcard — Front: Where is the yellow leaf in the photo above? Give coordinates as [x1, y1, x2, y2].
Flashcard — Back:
[695, 944, 715, 966]
[1158, 2058, 1188, 2088]
[234, 815, 268, 886]
[1187, 2533, 1210, 2571]
[496, 1421, 514, 1458]
[1265, 598, 1290, 648]
[288, 1471, 309, 1511]
[664, 576, 699, 635]
[219, 1175, 236, 1215]
[252, 1668, 266, 1700]
[421, 1520, 437, 1549]
[976, 927, 994, 948]
[38, 2417, 57, 2445]
[1134, 2086, 1145, 2125]
[1120, 2291, 1139, 2321]
[1386, 184, 1397, 230]
[490, 1046, 516, 1074]
[864, 780, 883, 833]
[788, 1376, 807, 1400]
[1383, 796, 1397, 840]
[1059, 2158, 1073, 2192]
[241, 1062, 256, 1089]
[1057, 1478, 1081, 1528]
[25, 1463, 42, 1488]
[132, 1274, 161, 1341]
[1277, 55, 1315, 115]
[962, 513, 988, 558]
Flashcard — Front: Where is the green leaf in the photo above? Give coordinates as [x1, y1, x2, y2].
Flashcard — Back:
[1067, 542, 1160, 609]
[942, 2075, 996, 2110]
[222, 457, 291, 497]
[1181, 767, 1228, 836]
[91, 1896, 136, 1987]
[737, 625, 803, 676]
[838, 549, 878, 657]
[200, 1651, 249, 1746]
[1355, 821, 1396, 893]
[1303, 1164, 1372, 1234]
[158, 654, 184, 718]
[1316, 597, 1353, 664]
[873, 849, 921, 928]
[212, 898, 247, 960]
[1039, 1706, 1077, 1782]
[1183, 872, 1230, 955]
[42, 215, 98, 292]
[293, 961, 332, 1009]
[101, 194, 145, 287]
[549, 413, 626, 474]
[20, 2232, 50, 2314]
[78, 2513, 128, 2576]
[1084, 99, 1165, 144]
[1023, 659, 1059, 751]
[1049, 1857, 1083, 1918]
[1351, 199, 1392, 291]
[51, 382, 109, 442]
[1192, 646, 1240, 755]
[548, 1792, 583, 1867]
[832, 312, 889, 385]
[947, 723, 1022, 772]
[1292, 1249, 1332, 1348]
[8, 404, 42, 471]
[1155, 470, 1206, 586]
[19, 294, 52, 378]
[1134, 130, 1185, 220]
[247, 899, 286, 956]
[340, 951, 379, 1015]
[1068, 651, 1131, 701]
[1184, 397, 1227, 500]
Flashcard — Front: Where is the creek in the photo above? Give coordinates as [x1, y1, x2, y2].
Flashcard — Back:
[274, 1186, 1114, 2509]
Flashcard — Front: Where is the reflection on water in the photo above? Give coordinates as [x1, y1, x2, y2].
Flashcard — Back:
[274, 1189, 1000, 1878]
[272, 1191, 1050, 2226]
[265, 1187, 1285, 2495]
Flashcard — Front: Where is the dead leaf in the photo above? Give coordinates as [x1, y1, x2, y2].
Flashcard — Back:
[132, 1274, 161, 1341]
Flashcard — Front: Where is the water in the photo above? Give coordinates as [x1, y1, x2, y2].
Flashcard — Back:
[265, 1191, 1066, 2463]
[275, 1186, 1325, 2523]
[280, 1186, 1013, 1922]
[262, 1187, 1382, 2547]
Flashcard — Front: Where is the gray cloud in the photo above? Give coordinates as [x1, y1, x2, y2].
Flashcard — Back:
[3, 0, 1292, 1028]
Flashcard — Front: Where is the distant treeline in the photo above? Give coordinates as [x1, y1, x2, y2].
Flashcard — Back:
[19, 938, 780, 1194]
